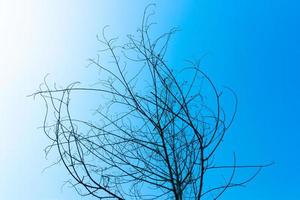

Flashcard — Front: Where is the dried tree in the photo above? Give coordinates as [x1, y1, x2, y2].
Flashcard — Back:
[33, 5, 270, 200]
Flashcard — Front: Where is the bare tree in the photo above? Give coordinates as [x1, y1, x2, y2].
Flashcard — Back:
[33, 5, 271, 200]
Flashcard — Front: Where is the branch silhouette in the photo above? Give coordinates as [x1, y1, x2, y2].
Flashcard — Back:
[32, 5, 271, 200]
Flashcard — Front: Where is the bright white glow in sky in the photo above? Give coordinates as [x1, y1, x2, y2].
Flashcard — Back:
[0, 1, 33, 87]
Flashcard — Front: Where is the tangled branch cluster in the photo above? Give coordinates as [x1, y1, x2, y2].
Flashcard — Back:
[33, 5, 270, 200]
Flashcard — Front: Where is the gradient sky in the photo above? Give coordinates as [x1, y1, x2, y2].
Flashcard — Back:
[0, 0, 299, 199]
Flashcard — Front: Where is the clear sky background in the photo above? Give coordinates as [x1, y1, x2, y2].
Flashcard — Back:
[0, 0, 299, 199]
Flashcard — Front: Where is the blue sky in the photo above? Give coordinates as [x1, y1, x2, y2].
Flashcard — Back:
[0, 0, 299, 199]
